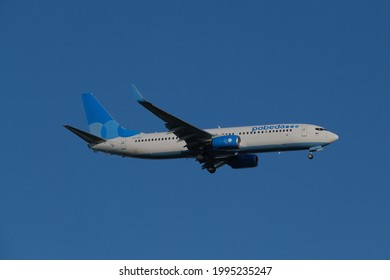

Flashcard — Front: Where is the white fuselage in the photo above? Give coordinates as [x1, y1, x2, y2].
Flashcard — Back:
[91, 123, 339, 159]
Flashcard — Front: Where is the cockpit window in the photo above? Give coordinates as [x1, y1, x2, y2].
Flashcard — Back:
[315, 127, 327, 131]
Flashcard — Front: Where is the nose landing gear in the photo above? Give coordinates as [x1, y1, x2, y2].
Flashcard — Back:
[308, 145, 323, 160]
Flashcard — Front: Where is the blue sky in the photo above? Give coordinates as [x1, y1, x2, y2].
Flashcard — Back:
[1, 0, 389, 259]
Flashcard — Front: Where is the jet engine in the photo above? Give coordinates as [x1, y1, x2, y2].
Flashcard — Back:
[228, 154, 258, 169]
[211, 135, 241, 149]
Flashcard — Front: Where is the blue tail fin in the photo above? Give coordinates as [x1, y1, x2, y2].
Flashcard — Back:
[82, 93, 140, 139]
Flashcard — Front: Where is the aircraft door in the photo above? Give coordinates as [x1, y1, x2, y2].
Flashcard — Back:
[301, 125, 307, 137]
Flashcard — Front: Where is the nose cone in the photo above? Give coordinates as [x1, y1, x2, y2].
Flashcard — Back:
[329, 132, 339, 143]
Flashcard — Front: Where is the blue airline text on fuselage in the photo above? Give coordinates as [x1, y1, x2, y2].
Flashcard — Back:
[251, 124, 299, 133]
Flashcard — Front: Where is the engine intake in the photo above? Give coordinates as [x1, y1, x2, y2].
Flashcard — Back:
[211, 135, 241, 149]
[228, 154, 258, 169]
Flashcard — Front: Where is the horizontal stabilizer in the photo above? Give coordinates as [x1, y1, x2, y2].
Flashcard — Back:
[64, 125, 106, 144]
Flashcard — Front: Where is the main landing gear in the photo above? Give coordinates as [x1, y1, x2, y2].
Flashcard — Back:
[207, 166, 216, 174]
[308, 153, 314, 160]
[196, 153, 216, 174]
[196, 154, 205, 161]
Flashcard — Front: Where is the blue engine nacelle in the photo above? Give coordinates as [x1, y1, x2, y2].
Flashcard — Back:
[228, 154, 259, 169]
[211, 135, 241, 149]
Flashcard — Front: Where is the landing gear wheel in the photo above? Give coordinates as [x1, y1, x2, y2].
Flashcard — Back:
[308, 153, 314, 160]
[207, 167, 216, 174]
[196, 154, 204, 161]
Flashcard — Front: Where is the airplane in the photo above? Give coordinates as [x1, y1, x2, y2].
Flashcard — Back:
[64, 84, 339, 173]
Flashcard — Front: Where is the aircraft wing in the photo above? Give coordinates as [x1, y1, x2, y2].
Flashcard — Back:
[131, 85, 213, 149]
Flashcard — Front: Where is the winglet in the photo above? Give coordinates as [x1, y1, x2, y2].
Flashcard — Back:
[130, 84, 146, 103]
